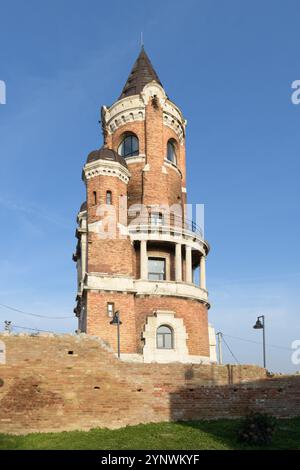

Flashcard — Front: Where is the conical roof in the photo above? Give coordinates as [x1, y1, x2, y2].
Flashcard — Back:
[119, 47, 162, 99]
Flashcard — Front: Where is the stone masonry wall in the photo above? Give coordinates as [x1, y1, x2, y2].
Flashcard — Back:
[0, 334, 299, 435]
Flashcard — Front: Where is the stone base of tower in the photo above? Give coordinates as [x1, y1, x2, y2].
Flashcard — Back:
[83, 290, 216, 364]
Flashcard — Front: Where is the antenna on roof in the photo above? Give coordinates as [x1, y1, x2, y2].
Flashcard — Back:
[140, 31, 144, 48]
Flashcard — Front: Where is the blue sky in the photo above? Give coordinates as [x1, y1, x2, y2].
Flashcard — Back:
[0, 0, 299, 372]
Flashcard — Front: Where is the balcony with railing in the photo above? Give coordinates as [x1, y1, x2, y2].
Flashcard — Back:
[127, 213, 209, 253]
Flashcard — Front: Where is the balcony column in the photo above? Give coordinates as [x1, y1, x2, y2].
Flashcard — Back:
[175, 243, 182, 282]
[200, 255, 206, 290]
[140, 240, 148, 279]
[185, 245, 192, 283]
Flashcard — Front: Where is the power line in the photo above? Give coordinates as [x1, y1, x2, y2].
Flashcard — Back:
[222, 333, 293, 352]
[0, 302, 74, 320]
[221, 335, 240, 364]
[12, 324, 56, 333]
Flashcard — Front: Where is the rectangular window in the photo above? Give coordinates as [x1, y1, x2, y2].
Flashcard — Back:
[164, 333, 173, 349]
[93, 191, 97, 205]
[150, 212, 163, 226]
[148, 257, 166, 281]
[106, 191, 112, 205]
[107, 302, 114, 317]
[156, 334, 164, 349]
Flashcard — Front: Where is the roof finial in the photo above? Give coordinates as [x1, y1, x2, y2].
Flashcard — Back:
[140, 31, 144, 49]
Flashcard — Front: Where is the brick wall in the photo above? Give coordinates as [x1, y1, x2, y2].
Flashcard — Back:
[85, 289, 209, 357]
[134, 296, 209, 356]
[127, 161, 144, 207]
[86, 172, 134, 275]
[0, 334, 299, 435]
[86, 291, 137, 353]
[81, 92, 192, 353]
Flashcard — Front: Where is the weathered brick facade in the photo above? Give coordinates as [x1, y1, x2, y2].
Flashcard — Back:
[0, 335, 299, 434]
[73, 48, 214, 363]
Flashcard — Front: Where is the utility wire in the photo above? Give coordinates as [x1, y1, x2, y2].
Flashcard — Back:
[0, 302, 74, 320]
[222, 333, 293, 352]
[221, 335, 240, 364]
[11, 324, 56, 333]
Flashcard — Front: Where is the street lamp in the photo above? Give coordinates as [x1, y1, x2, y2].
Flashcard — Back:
[216, 332, 223, 365]
[110, 311, 122, 358]
[253, 315, 266, 368]
[4, 321, 12, 333]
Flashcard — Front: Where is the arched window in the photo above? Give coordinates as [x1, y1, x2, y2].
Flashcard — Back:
[118, 133, 139, 158]
[167, 139, 177, 164]
[106, 190, 112, 205]
[156, 325, 174, 349]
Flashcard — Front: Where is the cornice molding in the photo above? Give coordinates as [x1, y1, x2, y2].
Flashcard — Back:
[83, 159, 131, 184]
[85, 274, 210, 307]
[102, 83, 186, 143]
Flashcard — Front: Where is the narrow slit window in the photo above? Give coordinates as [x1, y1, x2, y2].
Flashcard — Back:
[167, 139, 177, 164]
[106, 191, 112, 205]
[93, 191, 97, 205]
[107, 302, 114, 317]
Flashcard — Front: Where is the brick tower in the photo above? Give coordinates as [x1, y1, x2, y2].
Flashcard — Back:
[73, 48, 216, 363]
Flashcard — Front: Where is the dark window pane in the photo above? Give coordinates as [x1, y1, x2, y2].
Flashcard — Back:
[132, 136, 139, 154]
[119, 135, 139, 157]
[124, 137, 131, 156]
[167, 141, 176, 164]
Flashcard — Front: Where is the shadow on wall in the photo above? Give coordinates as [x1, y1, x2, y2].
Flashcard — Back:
[169, 367, 300, 422]
[0, 334, 300, 434]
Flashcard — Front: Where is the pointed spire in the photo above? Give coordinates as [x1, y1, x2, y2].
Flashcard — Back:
[119, 47, 163, 100]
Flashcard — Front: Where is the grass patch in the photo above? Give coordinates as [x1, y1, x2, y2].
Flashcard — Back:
[0, 418, 299, 450]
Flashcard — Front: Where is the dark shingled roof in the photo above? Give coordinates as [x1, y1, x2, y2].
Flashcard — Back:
[79, 201, 87, 212]
[86, 147, 128, 168]
[119, 47, 162, 99]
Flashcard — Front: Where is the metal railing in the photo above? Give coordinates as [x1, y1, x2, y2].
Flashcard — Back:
[127, 215, 203, 239]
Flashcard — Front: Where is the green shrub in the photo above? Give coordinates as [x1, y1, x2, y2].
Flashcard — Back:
[238, 412, 277, 446]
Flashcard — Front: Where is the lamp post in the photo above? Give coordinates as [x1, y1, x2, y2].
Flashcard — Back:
[4, 321, 12, 333]
[253, 315, 266, 368]
[110, 311, 122, 358]
[216, 332, 223, 365]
